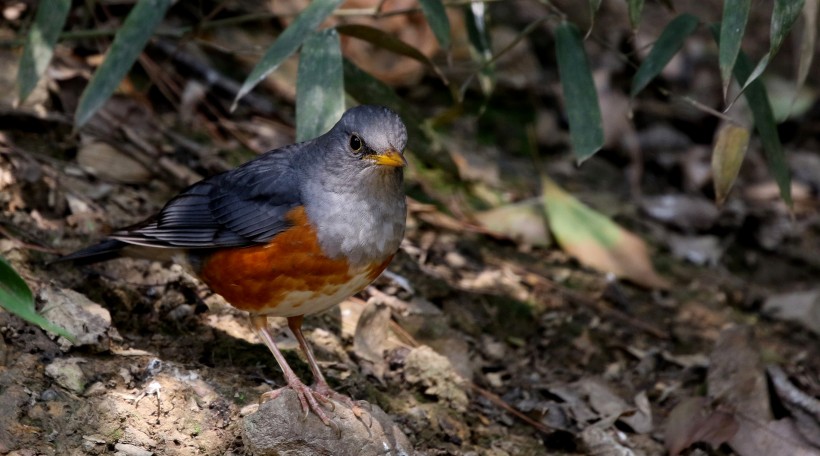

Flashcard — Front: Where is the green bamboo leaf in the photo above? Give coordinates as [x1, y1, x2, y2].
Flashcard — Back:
[628, 0, 645, 29]
[17, 0, 71, 103]
[740, 0, 805, 92]
[631, 14, 699, 97]
[796, 0, 818, 98]
[296, 29, 344, 142]
[74, 0, 172, 128]
[555, 22, 604, 163]
[712, 124, 750, 206]
[718, 0, 751, 99]
[0, 257, 75, 341]
[463, 2, 494, 96]
[419, 0, 451, 49]
[336, 24, 447, 83]
[232, 0, 344, 111]
[711, 24, 792, 206]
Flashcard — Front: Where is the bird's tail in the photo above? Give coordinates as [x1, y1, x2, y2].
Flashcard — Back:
[53, 239, 128, 265]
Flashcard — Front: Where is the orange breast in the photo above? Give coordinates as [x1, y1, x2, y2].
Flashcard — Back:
[197, 206, 391, 315]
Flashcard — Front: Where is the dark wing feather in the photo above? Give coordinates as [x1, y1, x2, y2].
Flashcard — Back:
[112, 146, 303, 249]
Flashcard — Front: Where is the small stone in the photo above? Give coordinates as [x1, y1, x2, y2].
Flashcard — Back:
[38, 286, 112, 352]
[114, 443, 153, 456]
[242, 389, 415, 456]
[44, 357, 87, 394]
[83, 382, 108, 397]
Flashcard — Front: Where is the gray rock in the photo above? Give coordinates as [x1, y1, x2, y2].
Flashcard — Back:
[243, 389, 415, 456]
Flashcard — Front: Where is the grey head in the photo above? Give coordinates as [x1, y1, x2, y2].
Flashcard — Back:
[298, 105, 409, 267]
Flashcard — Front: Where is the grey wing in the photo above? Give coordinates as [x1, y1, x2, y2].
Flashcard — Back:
[112, 149, 302, 249]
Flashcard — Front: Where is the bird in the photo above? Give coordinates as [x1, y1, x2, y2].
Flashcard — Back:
[59, 105, 408, 425]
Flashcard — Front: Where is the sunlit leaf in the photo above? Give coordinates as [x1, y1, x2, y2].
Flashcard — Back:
[232, 0, 344, 111]
[463, 2, 494, 96]
[336, 24, 447, 83]
[74, 0, 172, 128]
[542, 178, 669, 289]
[296, 29, 344, 142]
[474, 198, 550, 247]
[712, 124, 750, 206]
[419, 0, 451, 49]
[17, 0, 71, 103]
[711, 24, 792, 206]
[631, 14, 699, 97]
[555, 22, 604, 163]
[628, 0, 645, 30]
[795, 0, 817, 102]
[740, 0, 805, 92]
[718, 0, 751, 99]
[0, 257, 75, 341]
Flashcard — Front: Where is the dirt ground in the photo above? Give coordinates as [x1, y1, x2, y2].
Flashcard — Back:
[1, 1, 820, 455]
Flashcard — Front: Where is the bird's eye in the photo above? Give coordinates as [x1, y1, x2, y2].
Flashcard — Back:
[349, 134, 362, 152]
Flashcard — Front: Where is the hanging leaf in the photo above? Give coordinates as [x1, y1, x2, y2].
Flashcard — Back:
[555, 22, 604, 163]
[418, 0, 451, 49]
[712, 124, 750, 206]
[463, 2, 494, 96]
[232, 0, 344, 111]
[628, 0, 646, 30]
[0, 257, 75, 341]
[74, 0, 172, 128]
[739, 0, 805, 93]
[631, 14, 699, 97]
[17, 0, 71, 103]
[718, 0, 751, 99]
[296, 29, 344, 142]
[542, 178, 669, 289]
[795, 0, 817, 102]
[336, 24, 447, 83]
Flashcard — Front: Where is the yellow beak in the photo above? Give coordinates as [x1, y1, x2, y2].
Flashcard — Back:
[369, 149, 407, 167]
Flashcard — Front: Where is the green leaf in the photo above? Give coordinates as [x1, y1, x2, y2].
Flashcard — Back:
[718, 0, 751, 98]
[541, 178, 669, 289]
[711, 24, 792, 206]
[631, 14, 699, 97]
[0, 257, 75, 341]
[740, 0, 805, 92]
[712, 124, 750, 206]
[296, 29, 344, 142]
[336, 24, 447, 83]
[796, 0, 818, 98]
[463, 2, 494, 96]
[232, 0, 344, 111]
[419, 0, 451, 49]
[628, 0, 645, 29]
[17, 0, 71, 103]
[555, 22, 604, 163]
[74, 0, 172, 128]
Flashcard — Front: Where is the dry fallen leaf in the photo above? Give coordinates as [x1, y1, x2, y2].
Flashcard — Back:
[542, 177, 670, 289]
[712, 124, 750, 206]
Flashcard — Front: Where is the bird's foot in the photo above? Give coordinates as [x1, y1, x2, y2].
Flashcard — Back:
[313, 382, 372, 427]
[260, 379, 337, 428]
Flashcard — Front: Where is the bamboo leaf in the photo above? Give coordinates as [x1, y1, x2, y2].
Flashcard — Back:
[542, 178, 669, 289]
[17, 0, 71, 103]
[796, 0, 818, 98]
[296, 29, 344, 142]
[75, 0, 172, 128]
[740, 0, 805, 92]
[718, 0, 751, 99]
[463, 2, 494, 95]
[419, 0, 451, 49]
[336, 24, 447, 83]
[631, 13, 699, 97]
[712, 124, 750, 206]
[628, 0, 646, 29]
[232, 0, 344, 111]
[555, 22, 604, 163]
[0, 257, 75, 341]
